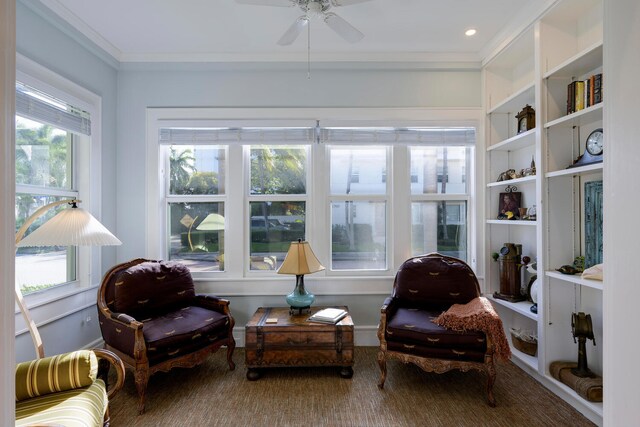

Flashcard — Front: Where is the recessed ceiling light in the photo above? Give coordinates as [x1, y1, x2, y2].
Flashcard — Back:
[465, 28, 477, 37]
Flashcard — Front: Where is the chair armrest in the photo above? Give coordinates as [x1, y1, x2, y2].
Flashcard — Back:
[98, 310, 143, 357]
[194, 295, 231, 315]
[93, 348, 125, 399]
[381, 297, 399, 316]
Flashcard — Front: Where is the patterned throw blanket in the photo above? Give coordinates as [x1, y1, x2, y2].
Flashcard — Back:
[433, 296, 511, 362]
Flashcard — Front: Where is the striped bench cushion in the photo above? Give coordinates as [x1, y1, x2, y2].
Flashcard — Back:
[16, 350, 98, 401]
[15, 379, 107, 427]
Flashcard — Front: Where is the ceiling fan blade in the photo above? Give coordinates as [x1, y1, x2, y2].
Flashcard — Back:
[323, 12, 364, 43]
[277, 16, 309, 46]
[236, 0, 295, 6]
[330, 0, 374, 6]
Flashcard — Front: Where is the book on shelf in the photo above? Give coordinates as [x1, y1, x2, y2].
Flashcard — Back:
[307, 308, 348, 324]
[566, 73, 603, 115]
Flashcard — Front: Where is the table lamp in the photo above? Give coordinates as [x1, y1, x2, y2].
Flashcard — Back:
[278, 239, 324, 315]
[15, 199, 121, 358]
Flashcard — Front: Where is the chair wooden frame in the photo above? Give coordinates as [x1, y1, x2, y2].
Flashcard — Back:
[376, 253, 497, 407]
[377, 303, 497, 406]
[97, 258, 236, 414]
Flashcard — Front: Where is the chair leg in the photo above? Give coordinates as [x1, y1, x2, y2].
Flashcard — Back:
[134, 366, 150, 414]
[377, 350, 387, 389]
[486, 363, 497, 407]
[226, 338, 236, 371]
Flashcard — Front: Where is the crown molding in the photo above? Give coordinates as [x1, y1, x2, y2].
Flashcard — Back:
[22, 0, 122, 64]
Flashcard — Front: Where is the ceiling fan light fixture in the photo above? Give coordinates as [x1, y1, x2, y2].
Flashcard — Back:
[306, 1, 325, 18]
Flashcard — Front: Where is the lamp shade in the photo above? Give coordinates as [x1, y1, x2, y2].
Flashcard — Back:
[278, 240, 325, 275]
[195, 213, 225, 231]
[16, 206, 122, 247]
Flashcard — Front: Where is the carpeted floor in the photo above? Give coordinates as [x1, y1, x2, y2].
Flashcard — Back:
[109, 347, 595, 427]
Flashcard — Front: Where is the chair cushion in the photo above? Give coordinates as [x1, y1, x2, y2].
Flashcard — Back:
[393, 254, 480, 307]
[386, 307, 487, 354]
[15, 350, 98, 401]
[143, 306, 230, 364]
[113, 260, 195, 319]
[16, 379, 107, 427]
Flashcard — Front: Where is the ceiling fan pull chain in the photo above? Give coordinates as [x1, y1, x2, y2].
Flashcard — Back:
[307, 18, 311, 79]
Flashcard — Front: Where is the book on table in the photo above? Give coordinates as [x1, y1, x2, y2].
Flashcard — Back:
[308, 308, 348, 324]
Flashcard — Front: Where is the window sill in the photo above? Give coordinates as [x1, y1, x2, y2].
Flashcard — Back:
[15, 282, 99, 314]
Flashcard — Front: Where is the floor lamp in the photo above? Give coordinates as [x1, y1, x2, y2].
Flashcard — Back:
[15, 199, 121, 358]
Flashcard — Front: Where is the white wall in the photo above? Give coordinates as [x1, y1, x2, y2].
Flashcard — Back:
[602, 0, 640, 424]
[0, 0, 16, 421]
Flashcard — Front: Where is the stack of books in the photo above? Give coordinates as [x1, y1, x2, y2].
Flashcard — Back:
[307, 308, 348, 324]
[567, 73, 603, 114]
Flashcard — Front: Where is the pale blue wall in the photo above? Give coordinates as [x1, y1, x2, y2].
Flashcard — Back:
[15, 0, 483, 357]
[116, 63, 481, 331]
[15, 0, 118, 361]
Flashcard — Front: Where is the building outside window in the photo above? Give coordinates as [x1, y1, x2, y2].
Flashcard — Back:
[409, 146, 470, 260]
[329, 146, 388, 271]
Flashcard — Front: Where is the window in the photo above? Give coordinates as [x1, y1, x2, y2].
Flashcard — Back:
[150, 113, 476, 283]
[166, 145, 226, 272]
[14, 77, 94, 294]
[409, 146, 470, 260]
[248, 145, 307, 270]
[329, 146, 388, 270]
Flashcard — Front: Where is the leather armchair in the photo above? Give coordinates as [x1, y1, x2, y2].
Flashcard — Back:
[97, 258, 236, 414]
[377, 253, 497, 406]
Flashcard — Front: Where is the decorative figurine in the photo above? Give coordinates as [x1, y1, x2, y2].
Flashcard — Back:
[571, 312, 596, 378]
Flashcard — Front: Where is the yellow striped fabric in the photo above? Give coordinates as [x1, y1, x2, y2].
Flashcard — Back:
[15, 350, 98, 402]
[15, 379, 107, 427]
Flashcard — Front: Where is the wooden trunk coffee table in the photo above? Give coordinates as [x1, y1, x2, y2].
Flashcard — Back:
[245, 306, 354, 380]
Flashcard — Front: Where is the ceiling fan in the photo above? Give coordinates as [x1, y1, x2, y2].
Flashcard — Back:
[236, 0, 373, 45]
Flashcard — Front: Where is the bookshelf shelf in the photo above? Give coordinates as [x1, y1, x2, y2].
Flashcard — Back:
[543, 42, 603, 79]
[545, 271, 603, 291]
[546, 163, 602, 178]
[544, 103, 603, 129]
[487, 129, 535, 152]
[487, 175, 536, 187]
[488, 82, 536, 115]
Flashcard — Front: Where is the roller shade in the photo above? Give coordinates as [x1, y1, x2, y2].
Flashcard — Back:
[15, 82, 91, 136]
[159, 127, 315, 145]
[159, 125, 475, 146]
[320, 127, 476, 145]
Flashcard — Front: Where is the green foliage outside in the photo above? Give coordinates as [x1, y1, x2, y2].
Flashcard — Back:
[15, 121, 70, 231]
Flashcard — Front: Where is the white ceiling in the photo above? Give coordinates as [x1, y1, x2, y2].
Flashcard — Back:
[38, 0, 552, 64]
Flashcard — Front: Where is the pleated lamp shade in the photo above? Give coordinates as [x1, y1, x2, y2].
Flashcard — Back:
[195, 213, 225, 231]
[278, 240, 325, 275]
[16, 206, 122, 247]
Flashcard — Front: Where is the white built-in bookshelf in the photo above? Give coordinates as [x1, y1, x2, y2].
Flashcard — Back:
[483, 0, 604, 424]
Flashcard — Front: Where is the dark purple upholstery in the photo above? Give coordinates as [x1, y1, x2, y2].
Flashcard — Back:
[392, 254, 480, 309]
[112, 260, 195, 319]
[384, 253, 485, 362]
[378, 253, 498, 406]
[98, 258, 236, 413]
[143, 307, 229, 364]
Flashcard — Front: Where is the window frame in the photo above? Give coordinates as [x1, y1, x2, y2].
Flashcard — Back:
[408, 145, 473, 262]
[244, 144, 310, 275]
[146, 108, 481, 296]
[15, 54, 103, 306]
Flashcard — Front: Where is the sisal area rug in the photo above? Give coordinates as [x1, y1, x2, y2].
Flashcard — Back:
[109, 347, 595, 427]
